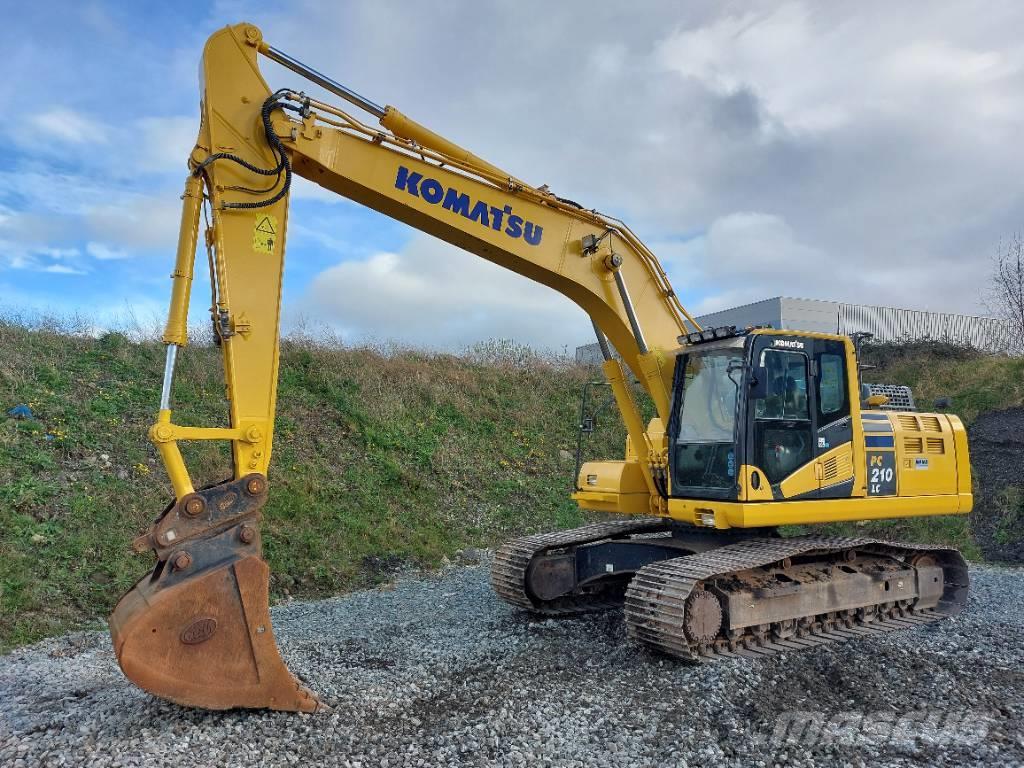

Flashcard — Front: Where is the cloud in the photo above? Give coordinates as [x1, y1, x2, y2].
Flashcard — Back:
[0, 169, 182, 256]
[244, 0, 1024, 332]
[86, 242, 131, 261]
[0, 237, 87, 274]
[670, 213, 828, 314]
[291, 176, 357, 204]
[43, 264, 87, 275]
[302, 234, 590, 351]
[85, 197, 181, 252]
[5, 1, 1024, 347]
[132, 116, 197, 175]
[29, 107, 107, 144]
[36, 246, 81, 261]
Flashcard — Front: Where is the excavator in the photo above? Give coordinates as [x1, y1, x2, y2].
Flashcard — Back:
[109, 23, 972, 713]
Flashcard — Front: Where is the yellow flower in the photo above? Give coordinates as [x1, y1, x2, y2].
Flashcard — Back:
[134, 463, 151, 475]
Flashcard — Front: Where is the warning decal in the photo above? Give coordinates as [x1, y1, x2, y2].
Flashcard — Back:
[253, 215, 278, 254]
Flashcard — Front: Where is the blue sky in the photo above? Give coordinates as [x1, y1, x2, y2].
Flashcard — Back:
[3, 2, 1023, 349]
[1, 2, 417, 334]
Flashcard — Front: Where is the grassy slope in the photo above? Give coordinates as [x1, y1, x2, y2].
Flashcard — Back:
[0, 325, 624, 650]
[2, 330, 1021, 650]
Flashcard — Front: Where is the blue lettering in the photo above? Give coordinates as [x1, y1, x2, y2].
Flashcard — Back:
[505, 214, 523, 238]
[523, 222, 543, 246]
[395, 166, 422, 196]
[420, 178, 443, 204]
[442, 188, 471, 217]
[468, 200, 490, 227]
[490, 205, 509, 231]
[393, 169, 538, 245]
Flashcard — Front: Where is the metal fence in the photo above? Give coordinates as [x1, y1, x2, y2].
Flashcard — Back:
[838, 304, 1013, 353]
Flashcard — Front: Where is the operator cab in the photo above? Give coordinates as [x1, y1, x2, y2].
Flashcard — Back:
[668, 327, 852, 502]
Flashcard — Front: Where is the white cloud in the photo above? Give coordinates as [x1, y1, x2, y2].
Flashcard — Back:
[43, 264, 87, 275]
[654, 3, 1024, 134]
[36, 246, 80, 261]
[133, 116, 197, 175]
[85, 197, 181, 252]
[302, 234, 590, 351]
[0, 169, 182, 254]
[0, 238, 86, 274]
[29, 107, 107, 144]
[663, 213, 827, 314]
[86, 242, 131, 261]
[290, 176, 356, 204]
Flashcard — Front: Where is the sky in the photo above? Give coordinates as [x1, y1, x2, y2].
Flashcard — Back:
[2, 1, 1023, 351]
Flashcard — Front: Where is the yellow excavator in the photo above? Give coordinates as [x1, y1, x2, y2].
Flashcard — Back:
[109, 23, 972, 712]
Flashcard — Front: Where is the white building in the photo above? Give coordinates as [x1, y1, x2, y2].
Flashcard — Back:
[575, 296, 1012, 364]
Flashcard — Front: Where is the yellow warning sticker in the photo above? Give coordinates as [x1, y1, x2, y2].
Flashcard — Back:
[253, 214, 278, 254]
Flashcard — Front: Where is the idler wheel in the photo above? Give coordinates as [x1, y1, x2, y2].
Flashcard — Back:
[684, 590, 723, 644]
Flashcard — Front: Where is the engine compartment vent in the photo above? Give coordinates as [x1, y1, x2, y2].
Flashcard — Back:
[897, 414, 920, 430]
[904, 436, 924, 454]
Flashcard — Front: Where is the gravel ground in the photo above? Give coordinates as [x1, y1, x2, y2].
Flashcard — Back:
[2, 556, 1022, 768]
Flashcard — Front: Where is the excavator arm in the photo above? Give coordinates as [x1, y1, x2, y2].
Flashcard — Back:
[110, 23, 697, 712]
[157, 23, 697, 504]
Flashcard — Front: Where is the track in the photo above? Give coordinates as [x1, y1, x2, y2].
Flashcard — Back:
[490, 517, 671, 614]
[493, 523, 969, 662]
[625, 535, 968, 661]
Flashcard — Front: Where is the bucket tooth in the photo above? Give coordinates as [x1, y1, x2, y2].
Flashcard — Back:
[108, 475, 322, 712]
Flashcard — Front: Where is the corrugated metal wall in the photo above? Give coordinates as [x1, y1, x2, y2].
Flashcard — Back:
[575, 299, 1015, 362]
[695, 297, 783, 332]
[838, 304, 1013, 353]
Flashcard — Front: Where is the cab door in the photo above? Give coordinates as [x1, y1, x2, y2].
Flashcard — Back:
[810, 339, 855, 498]
[747, 336, 817, 498]
[746, 335, 855, 500]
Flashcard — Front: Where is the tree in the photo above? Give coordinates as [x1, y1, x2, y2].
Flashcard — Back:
[984, 233, 1024, 353]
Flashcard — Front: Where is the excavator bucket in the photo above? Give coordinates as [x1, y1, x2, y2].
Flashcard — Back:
[108, 475, 321, 712]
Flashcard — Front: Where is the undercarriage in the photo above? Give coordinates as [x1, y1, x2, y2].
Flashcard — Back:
[492, 518, 968, 661]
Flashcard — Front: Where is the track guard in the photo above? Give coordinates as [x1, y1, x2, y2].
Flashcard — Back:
[108, 475, 322, 712]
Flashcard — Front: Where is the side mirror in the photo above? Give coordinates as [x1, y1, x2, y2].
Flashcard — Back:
[749, 366, 768, 399]
[934, 396, 952, 410]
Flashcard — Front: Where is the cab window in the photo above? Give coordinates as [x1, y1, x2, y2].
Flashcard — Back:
[672, 347, 744, 490]
[755, 349, 810, 420]
[753, 349, 812, 484]
[816, 343, 849, 424]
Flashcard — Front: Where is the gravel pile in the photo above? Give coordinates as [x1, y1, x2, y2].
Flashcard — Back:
[2, 557, 1022, 768]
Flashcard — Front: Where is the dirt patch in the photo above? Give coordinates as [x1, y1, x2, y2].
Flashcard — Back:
[969, 407, 1024, 563]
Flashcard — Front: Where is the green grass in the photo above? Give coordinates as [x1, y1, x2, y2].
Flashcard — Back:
[0, 322, 622, 651]
[0, 326, 1020, 651]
